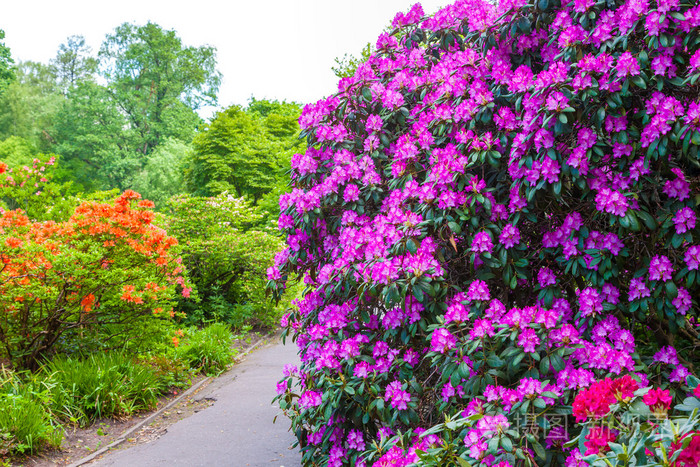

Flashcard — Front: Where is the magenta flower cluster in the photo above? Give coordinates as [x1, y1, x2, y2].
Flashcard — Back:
[272, 0, 700, 464]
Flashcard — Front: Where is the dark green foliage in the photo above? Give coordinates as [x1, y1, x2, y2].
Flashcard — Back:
[0, 29, 14, 97]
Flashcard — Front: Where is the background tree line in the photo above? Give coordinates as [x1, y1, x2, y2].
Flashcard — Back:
[0, 23, 302, 211]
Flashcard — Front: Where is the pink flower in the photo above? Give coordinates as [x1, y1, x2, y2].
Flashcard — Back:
[430, 328, 457, 353]
[628, 277, 650, 301]
[672, 288, 692, 315]
[538, 267, 556, 287]
[346, 429, 366, 451]
[299, 390, 323, 409]
[691, 50, 700, 70]
[385, 380, 411, 410]
[616, 52, 640, 78]
[467, 279, 490, 301]
[595, 188, 629, 217]
[471, 231, 493, 253]
[685, 245, 700, 270]
[673, 207, 696, 234]
[518, 328, 540, 353]
[578, 287, 603, 317]
[649, 255, 673, 281]
[499, 224, 520, 248]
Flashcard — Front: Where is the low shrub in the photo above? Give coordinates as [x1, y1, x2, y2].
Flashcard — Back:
[41, 352, 164, 427]
[0, 393, 63, 455]
[161, 193, 289, 330]
[175, 323, 236, 375]
[0, 368, 62, 455]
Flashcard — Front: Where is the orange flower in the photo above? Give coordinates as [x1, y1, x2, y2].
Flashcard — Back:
[172, 336, 179, 348]
[4, 237, 21, 248]
[81, 293, 95, 312]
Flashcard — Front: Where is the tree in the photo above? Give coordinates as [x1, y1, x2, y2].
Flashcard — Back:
[50, 80, 136, 191]
[99, 22, 220, 156]
[0, 61, 62, 151]
[0, 29, 14, 97]
[50, 35, 98, 95]
[185, 99, 304, 201]
[130, 138, 192, 208]
[331, 43, 372, 78]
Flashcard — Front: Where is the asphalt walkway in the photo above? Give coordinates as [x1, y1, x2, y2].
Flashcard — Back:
[91, 339, 302, 467]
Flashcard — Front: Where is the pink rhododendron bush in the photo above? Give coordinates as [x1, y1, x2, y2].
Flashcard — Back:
[270, 0, 700, 465]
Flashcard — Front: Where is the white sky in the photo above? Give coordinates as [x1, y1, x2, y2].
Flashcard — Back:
[2, 0, 448, 117]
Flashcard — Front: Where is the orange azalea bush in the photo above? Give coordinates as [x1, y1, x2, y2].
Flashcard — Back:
[0, 169, 190, 368]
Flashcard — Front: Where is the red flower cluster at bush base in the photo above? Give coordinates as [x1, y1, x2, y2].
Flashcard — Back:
[670, 432, 700, 467]
[572, 375, 639, 422]
[584, 426, 617, 456]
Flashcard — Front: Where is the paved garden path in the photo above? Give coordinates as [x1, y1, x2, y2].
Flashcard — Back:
[91, 339, 302, 467]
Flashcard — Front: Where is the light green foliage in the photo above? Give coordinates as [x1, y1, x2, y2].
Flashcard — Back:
[0, 152, 76, 221]
[0, 62, 62, 152]
[0, 135, 34, 167]
[185, 99, 304, 201]
[130, 138, 192, 209]
[161, 193, 285, 329]
[99, 22, 219, 156]
[174, 323, 236, 375]
[331, 43, 373, 78]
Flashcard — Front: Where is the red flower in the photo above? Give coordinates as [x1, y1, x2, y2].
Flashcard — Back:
[80, 293, 95, 312]
[584, 426, 616, 456]
[643, 388, 672, 414]
[572, 379, 615, 422]
[670, 432, 700, 467]
[610, 375, 638, 401]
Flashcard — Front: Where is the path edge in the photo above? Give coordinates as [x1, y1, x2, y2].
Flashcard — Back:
[67, 336, 269, 467]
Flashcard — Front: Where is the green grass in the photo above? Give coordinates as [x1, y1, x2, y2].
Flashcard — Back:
[41, 352, 165, 427]
[175, 323, 237, 375]
[0, 369, 63, 454]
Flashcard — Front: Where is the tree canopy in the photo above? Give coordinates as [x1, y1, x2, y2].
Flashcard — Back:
[185, 99, 304, 201]
[0, 29, 14, 97]
[99, 22, 220, 156]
